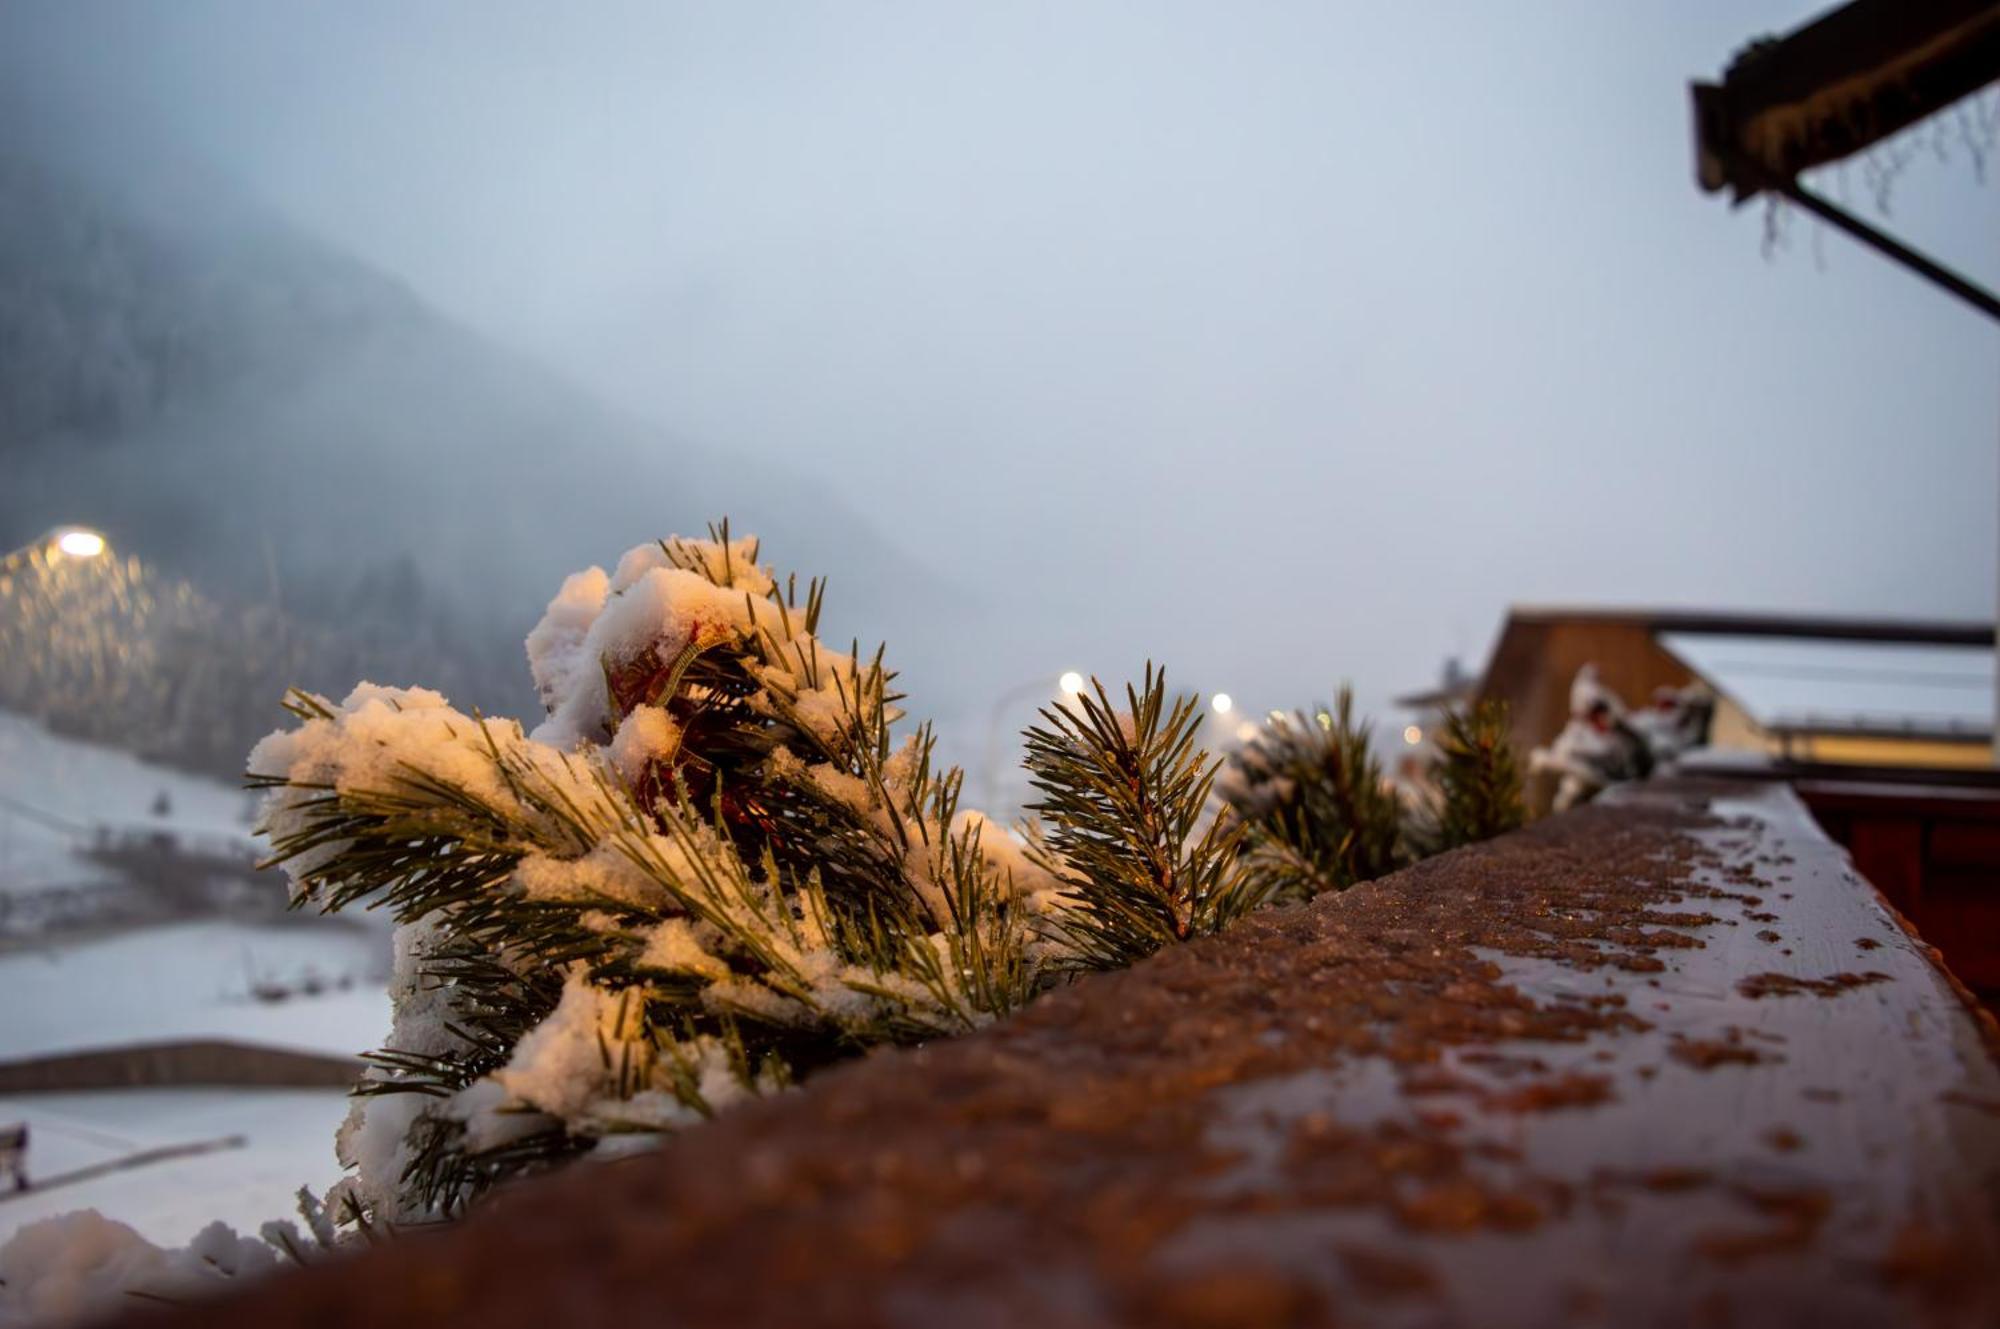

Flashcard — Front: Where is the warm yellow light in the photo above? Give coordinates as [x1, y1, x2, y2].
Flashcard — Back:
[1058, 670, 1085, 696]
[53, 528, 106, 559]
[1235, 722, 1260, 743]
[1267, 710, 1285, 724]
[1211, 693, 1233, 715]
[1403, 725, 1423, 745]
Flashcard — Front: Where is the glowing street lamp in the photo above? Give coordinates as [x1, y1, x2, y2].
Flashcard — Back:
[1, 525, 109, 576]
[1058, 670, 1085, 697]
[1210, 692, 1233, 715]
[52, 527, 106, 559]
[1403, 725, 1424, 746]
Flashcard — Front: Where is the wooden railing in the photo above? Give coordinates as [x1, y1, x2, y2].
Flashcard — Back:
[118, 778, 2000, 1328]
[0, 1039, 360, 1093]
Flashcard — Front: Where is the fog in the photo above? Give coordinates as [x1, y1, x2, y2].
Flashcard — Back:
[2, 1, 1995, 766]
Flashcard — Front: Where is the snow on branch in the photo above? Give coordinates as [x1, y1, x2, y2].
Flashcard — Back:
[246, 524, 1064, 1224]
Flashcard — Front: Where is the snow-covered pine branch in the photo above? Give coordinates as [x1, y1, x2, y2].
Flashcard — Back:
[249, 525, 1062, 1223]
[241, 521, 1532, 1237]
[6, 523, 1548, 1320]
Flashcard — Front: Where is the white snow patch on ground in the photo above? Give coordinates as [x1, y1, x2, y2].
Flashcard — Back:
[0, 716, 399, 1303]
[0, 921, 389, 1062]
[0, 710, 259, 899]
[0, 1089, 350, 1249]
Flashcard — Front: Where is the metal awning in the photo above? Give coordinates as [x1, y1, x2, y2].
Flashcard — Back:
[1691, 0, 2000, 321]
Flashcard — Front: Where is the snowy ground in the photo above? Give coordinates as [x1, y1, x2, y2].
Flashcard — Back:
[0, 920, 388, 1258]
[0, 1089, 350, 1249]
[0, 712, 391, 1264]
[0, 920, 389, 1062]
[0, 711, 258, 900]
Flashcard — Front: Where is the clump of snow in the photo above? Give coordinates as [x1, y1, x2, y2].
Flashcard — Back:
[441, 1080, 526, 1155]
[607, 705, 681, 784]
[524, 567, 610, 720]
[636, 918, 729, 982]
[489, 972, 636, 1125]
[511, 843, 673, 911]
[450, 970, 771, 1145]
[249, 684, 550, 892]
[529, 558, 789, 751]
[0, 1212, 276, 1327]
[378, 915, 457, 1061]
[249, 683, 509, 813]
[803, 761, 873, 818]
[327, 1087, 427, 1227]
[610, 535, 773, 599]
[1529, 664, 1656, 812]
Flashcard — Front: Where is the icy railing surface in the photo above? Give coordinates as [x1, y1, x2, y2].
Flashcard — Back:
[115, 778, 2000, 1329]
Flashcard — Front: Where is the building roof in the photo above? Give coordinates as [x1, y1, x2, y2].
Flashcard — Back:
[1660, 631, 1993, 743]
[1467, 606, 1996, 751]
[1499, 606, 1992, 647]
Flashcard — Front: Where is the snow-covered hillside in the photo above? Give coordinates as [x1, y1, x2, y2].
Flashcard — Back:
[0, 710, 255, 901]
[0, 711, 389, 1055]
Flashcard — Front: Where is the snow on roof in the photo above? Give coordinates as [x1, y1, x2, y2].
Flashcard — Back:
[1659, 632, 1993, 740]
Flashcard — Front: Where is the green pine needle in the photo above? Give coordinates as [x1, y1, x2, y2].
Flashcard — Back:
[1022, 664, 1273, 970]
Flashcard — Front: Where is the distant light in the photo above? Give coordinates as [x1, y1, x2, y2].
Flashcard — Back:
[1058, 671, 1085, 696]
[1211, 693, 1233, 715]
[1403, 725, 1423, 745]
[53, 528, 106, 559]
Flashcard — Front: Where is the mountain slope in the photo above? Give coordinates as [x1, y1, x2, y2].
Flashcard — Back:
[0, 135, 961, 744]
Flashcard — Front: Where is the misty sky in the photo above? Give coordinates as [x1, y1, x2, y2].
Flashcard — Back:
[4, 1, 1996, 748]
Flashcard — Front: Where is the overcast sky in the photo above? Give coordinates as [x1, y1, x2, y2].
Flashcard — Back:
[4, 1, 1995, 746]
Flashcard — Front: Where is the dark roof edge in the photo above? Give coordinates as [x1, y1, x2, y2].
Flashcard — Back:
[1391, 684, 1478, 710]
[1693, 0, 2000, 193]
[1501, 606, 1994, 647]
